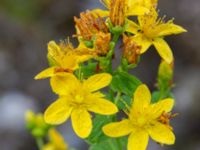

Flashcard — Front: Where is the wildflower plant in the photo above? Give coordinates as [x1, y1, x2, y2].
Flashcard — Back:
[26, 0, 187, 150]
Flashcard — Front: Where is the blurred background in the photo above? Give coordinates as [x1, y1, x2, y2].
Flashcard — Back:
[0, 0, 200, 149]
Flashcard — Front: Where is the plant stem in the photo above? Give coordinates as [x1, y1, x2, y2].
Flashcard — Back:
[119, 97, 130, 110]
[106, 33, 120, 73]
[114, 91, 121, 104]
[109, 88, 115, 101]
[36, 137, 44, 150]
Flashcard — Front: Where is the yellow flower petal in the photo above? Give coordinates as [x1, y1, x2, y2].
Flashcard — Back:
[127, 6, 149, 16]
[76, 54, 93, 63]
[141, 0, 158, 8]
[132, 84, 151, 113]
[156, 23, 187, 37]
[71, 108, 92, 138]
[90, 9, 109, 17]
[34, 67, 57, 80]
[103, 119, 133, 137]
[49, 129, 68, 150]
[148, 121, 175, 144]
[42, 143, 54, 150]
[151, 98, 175, 119]
[44, 98, 72, 125]
[128, 130, 149, 150]
[47, 41, 62, 66]
[77, 41, 87, 49]
[138, 8, 158, 28]
[131, 34, 152, 53]
[60, 54, 79, 70]
[100, 0, 110, 8]
[48, 41, 61, 56]
[50, 74, 79, 95]
[153, 38, 173, 64]
[84, 73, 112, 92]
[125, 20, 140, 34]
[87, 97, 118, 115]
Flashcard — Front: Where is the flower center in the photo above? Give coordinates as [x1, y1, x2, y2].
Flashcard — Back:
[158, 112, 178, 130]
[137, 116, 147, 127]
[75, 95, 84, 103]
[54, 67, 73, 73]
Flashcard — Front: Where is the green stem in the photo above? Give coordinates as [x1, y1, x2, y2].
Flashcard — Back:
[113, 33, 120, 44]
[114, 91, 121, 104]
[109, 88, 115, 101]
[106, 33, 120, 73]
[109, 33, 120, 57]
[36, 137, 44, 150]
[119, 98, 130, 110]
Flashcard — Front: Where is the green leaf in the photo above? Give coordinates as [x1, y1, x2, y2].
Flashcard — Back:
[117, 95, 132, 110]
[81, 62, 98, 78]
[89, 137, 127, 150]
[86, 115, 112, 144]
[151, 91, 160, 103]
[110, 71, 141, 97]
[152, 89, 173, 103]
[89, 138, 118, 150]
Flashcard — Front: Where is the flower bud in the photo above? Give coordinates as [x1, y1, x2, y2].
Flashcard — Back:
[32, 128, 46, 138]
[158, 60, 173, 81]
[25, 110, 35, 130]
[25, 111, 51, 138]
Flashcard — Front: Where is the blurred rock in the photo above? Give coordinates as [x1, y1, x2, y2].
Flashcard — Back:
[0, 91, 37, 130]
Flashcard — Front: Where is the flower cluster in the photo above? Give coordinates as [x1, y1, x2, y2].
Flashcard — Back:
[28, 0, 186, 150]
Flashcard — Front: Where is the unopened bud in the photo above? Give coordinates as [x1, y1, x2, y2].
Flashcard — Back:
[158, 60, 173, 81]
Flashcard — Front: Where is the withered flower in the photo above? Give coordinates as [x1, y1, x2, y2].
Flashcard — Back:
[122, 35, 141, 64]
[94, 32, 111, 56]
[110, 0, 127, 26]
[74, 11, 109, 41]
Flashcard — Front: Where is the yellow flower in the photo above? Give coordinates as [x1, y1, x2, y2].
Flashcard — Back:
[35, 40, 94, 80]
[126, 8, 187, 63]
[135, 0, 158, 9]
[92, 0, 149, 25]
[103, 84, 175, 150]
[44, 73, 118, 138]
[43, 129, 68, 150]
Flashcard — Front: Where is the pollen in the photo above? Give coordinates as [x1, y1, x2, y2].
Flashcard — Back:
[54, 67, 73, 73]
[158, 112, 178, 130]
